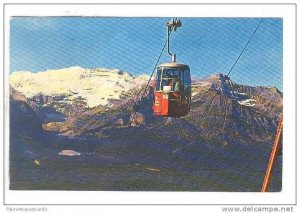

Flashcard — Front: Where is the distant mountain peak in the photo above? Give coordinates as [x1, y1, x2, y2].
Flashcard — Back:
[10, 66, 148, 108]
[208, 73, 229, 79]
[192, 73, 233, 89]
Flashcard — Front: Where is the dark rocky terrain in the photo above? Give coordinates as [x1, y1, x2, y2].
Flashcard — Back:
[9, 73, 282, 191]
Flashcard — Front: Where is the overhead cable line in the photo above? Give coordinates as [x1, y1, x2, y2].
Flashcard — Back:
[202, 18, 263, 119]
[103, 35, 169, 189]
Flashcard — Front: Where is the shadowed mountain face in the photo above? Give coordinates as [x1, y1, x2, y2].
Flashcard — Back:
[9, 72, 282, 191]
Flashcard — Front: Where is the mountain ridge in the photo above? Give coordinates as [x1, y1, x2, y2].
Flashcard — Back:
[9, 67, 282, 191]
[10, 66, 149, 108]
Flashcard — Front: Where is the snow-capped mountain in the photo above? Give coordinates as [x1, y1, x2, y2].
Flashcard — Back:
[10, 66, 149, 108]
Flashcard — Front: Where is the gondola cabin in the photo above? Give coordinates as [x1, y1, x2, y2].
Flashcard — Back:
[152, 62, 191, 117]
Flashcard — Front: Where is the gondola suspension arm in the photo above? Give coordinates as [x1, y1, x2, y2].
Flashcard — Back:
[166, 18, 182, 62]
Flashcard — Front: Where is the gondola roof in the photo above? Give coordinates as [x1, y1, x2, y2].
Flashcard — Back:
[158, 62, 189, 69]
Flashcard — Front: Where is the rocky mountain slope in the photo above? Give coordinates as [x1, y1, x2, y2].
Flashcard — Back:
[9, 68, 282, 191]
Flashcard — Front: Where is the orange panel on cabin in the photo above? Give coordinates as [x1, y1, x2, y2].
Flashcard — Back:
[153, 92, 169, 116]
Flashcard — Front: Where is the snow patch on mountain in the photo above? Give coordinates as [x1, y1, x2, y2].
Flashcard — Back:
[10, 66, 148, 108]
[238, 99, 256, 107]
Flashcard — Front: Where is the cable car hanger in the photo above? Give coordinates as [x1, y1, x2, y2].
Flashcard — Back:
[166, 18, 182, 62]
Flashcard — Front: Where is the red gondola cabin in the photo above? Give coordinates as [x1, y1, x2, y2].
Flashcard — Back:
[152, 62, 191, 117]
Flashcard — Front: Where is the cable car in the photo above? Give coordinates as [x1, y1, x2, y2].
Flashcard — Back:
[152, 19, 191, 117]
[152, 62, 191, 117]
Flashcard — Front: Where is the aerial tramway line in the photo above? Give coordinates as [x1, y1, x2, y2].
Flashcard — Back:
[104, 18, 283, 192]
[148, 18, 281, 192]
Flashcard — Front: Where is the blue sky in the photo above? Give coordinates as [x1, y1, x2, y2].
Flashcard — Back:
[10, 17, 282, 90]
